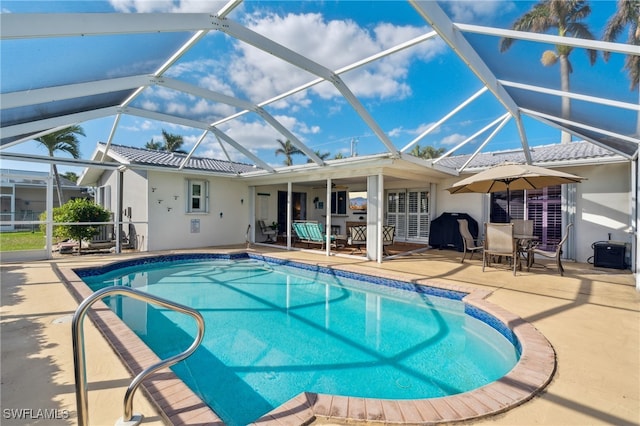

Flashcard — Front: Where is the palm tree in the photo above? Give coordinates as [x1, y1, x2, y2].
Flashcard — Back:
[306, 150, 331, 163]
[274, 139, 303, 166]
[35, 125, 84, 206]
[61, 171, 79, 183]
[410, 144, 445, 159]
[499, 0, 597, 144]
[144, 130, 186, 153]
[603, 0, 639, 135]
[144, 138, 163, 150]
[161, 129, 186, 153]
[333, 152, 345, 159]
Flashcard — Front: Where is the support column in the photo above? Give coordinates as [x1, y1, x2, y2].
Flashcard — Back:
[326, 178, 332, 256]
[248, 186, 256, 244]
[366, 175, 381, 261]
[115, 167, 124, 254]
[287, 182, 292, 250]
[633, 159, 639, 290]
[46, 169, 54, 259]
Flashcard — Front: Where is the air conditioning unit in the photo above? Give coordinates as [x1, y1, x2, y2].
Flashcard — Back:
[593, 242, 626, 269]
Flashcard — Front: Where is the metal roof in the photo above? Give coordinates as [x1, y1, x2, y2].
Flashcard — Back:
[436, 140, 625, 171]
[95, 143, 257, 174]
[1, 1, 638, 174]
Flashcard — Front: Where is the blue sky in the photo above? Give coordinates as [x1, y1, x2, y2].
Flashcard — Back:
[1, 0, 631, 175]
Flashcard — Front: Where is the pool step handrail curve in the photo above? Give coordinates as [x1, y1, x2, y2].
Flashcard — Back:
[71, 286, 206, 426]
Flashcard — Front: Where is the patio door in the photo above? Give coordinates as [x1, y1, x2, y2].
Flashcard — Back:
[277, 191, 306, 235]
[386, 189, 429, 242]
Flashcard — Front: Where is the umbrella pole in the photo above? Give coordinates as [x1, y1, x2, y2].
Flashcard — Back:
[506, 185, 510, 221]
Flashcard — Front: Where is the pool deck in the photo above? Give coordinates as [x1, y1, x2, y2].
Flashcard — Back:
[1, 245, 638, 425]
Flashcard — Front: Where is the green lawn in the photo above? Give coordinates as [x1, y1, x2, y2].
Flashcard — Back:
[0, 231, 46, 251]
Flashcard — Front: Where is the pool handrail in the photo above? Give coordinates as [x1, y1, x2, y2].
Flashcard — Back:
[71, 286, 205, 426]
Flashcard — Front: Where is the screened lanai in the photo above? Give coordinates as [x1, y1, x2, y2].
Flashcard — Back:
[1, 1, 639, 274]
[2, 1, 638, 164]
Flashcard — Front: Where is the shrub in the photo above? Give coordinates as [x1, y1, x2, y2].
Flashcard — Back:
[39, 199, 111, 252]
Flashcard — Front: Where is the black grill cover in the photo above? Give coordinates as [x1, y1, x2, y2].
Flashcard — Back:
[429, 212, 479, 252]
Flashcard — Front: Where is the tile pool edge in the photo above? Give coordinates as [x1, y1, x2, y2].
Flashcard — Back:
[252, 273, 557, 425]
[57, 261, 224, 425]
[60, 251, 556, 425]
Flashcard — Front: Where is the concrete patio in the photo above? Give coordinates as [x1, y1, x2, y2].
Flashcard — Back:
[1, 245, 638, 425]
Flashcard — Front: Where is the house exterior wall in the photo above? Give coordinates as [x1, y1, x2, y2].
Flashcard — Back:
[435, 162, 632, 264]
[122, 169, 149, 251]
[146, 171, 249, 251]
[94, 169, 148, 250]
[572, 162, 631, 264]
[436, 176, 486, 225]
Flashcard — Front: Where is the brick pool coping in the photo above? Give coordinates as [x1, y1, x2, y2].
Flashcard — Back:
[58, 251, 556, 425]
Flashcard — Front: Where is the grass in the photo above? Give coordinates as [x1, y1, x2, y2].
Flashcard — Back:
[0, 231, 45, 251]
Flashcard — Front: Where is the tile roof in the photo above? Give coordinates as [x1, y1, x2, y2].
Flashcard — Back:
[100, 143, 259, 175]
[437, 141, 624, 171]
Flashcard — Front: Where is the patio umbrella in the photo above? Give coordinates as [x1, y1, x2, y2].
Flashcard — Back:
[447, 162, 585, 218]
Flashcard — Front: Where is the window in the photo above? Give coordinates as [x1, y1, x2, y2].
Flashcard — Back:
[490, 185, 561, 250]
[187, 180, 208, 213]
[331, 190, 347, 215]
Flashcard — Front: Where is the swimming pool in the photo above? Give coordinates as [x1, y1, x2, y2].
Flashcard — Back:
[76, 253, 526, 425]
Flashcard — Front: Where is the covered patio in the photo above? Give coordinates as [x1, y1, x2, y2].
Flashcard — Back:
[1, 246, 638, 425]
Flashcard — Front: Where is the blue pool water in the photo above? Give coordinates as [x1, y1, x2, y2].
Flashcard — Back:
[79, 254, 520, 425]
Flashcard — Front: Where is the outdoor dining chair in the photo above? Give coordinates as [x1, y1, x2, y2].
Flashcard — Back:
[511, 219, 534, 236]
[257, 220, 276, 243]
[347, 225, 367, 254]
[458, 219, 483, 263]
[382, 225, 395, 255]
[483, 222, 517, 275]
[527, 223, 573, 276]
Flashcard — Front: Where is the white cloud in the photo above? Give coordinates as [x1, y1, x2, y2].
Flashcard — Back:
[388, 126, 404, 138]
[445, 1, 516, 24]
[194, 113, 320, 163]
[230, 12, 447, 105]
[109, 0, 229, 13]
[140, 120, 154, 131]
[413, 122, 441, 136]
[440, 133, 467, 146]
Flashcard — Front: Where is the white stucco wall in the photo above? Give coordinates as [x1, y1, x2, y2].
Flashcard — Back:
[146, 171, 249, 251]
[571, 162, 631, 263]
[96, 169, 149, 250]
[435, 176, 486, 225]
[122, 169, 149, 251]
[434, 162, 633, 264]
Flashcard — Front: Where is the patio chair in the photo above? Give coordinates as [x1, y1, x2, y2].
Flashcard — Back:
[382, 225, 395, 255]
[511, 219, 534, 236]
[303, 222, 336, 249]
[257, 220, 276, 243]
[458, 219, 483, 263]
[347, 225, 367, 254]
[527, 223, 573, 276]
[483, 222, 517, 275]
[292, 222, 310, 245]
